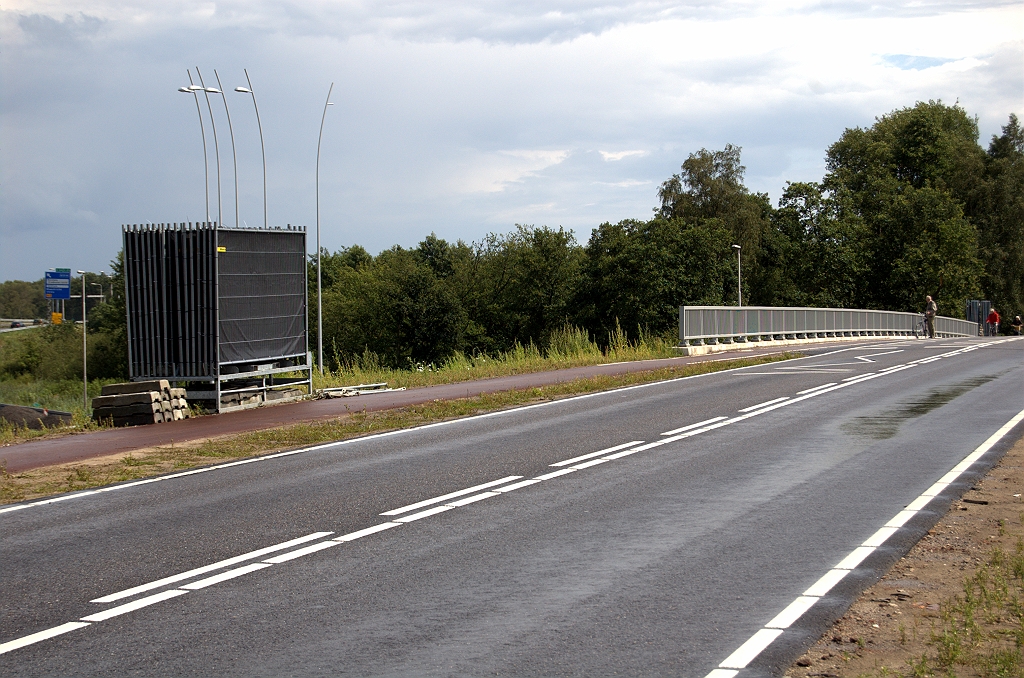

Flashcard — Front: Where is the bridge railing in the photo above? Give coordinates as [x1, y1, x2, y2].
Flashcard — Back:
[679, 306, 978, 344]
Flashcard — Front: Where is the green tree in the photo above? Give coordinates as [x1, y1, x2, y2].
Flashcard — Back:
[575, 217, 733, 339]
[824, 101, 984, 315]
[976, 114, 1024, 321]
[0, 279, 47, 319]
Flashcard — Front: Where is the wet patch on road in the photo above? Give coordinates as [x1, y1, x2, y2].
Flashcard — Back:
[841, 375, 998, 440]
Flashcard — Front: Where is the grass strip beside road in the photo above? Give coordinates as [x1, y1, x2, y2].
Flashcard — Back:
[0, 352, 796, 506]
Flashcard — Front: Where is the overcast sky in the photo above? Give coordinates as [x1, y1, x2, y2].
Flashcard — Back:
[1, 1, 1021, 282]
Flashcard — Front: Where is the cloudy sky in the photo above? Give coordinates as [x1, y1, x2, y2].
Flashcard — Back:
[1, 1, 1021, 282]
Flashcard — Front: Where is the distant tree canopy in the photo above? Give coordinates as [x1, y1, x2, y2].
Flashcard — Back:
[5, 101, 1022, 376]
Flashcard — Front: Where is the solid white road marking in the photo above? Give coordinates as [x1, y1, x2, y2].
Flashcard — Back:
[263, 541, 340, 564]
[535, 468, 577, 480]
[91, 531, 334, 603]
[393, 504, 456, 523]
[835, 546, 875, 570]
[718, 629, 784, 669]
[0, 622, 90, 656]
[765, 596, 819, 629]
[572, 458, 611, 470]
[447, 491, 501, 507]
[333, 522, 402, 541]
[380, 476, 523, 515]
[803, 569, 849, 597]
[738, 397, 789, 412]
[863, 526, 899, 547]
[796, 383, 837, 395]
[495, 479, 543, 492]
[551, 441, 644, 466]
[842, 373, 872, 381]
[705, 670, 739, 678]
[661, 417, 728, 436]
[180, 563, 272, 590]
[81, 589, 189, 622]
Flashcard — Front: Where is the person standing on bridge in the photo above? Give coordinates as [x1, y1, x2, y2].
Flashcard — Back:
[924, 295, 938, 338]
[986, 308, 1000, 336]
[1012, 315, 1022, 336]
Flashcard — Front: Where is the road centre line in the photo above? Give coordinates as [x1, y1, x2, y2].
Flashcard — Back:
[263, 541, 340, 564]
[705, 404, 1024, 677]
[0, 622, 90, 656]
[380, 476, 523, 515]
[796, 383, 836, 395]
[333, 522, 401, 541]
[91, 531, 334, 603]
[551, 441, 645, 467]
[81, 589, 189, 623]
[6, 341, 1007, 518]
[661, 417, 728, 436]
[5, 344, 1010, 659]
[181, 563, 272, 589]
[738, 397, 789, 412]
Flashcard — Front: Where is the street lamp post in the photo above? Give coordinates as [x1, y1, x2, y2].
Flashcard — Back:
[196, 68, 223, 227]
[77, 270, 88, 412]
[178, 74, 211, 223]
[213, 70, 240, 228]
[315, 82, 334, 375]
[732, 244, 742, 307]
[235, 70, 268, 229]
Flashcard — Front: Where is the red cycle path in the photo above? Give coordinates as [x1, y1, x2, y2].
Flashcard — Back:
[1, 349, 792, 473]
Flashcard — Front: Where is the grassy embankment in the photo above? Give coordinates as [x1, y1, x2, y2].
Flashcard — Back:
[0, 351, 799, 504]
[0, 324, 684, 444]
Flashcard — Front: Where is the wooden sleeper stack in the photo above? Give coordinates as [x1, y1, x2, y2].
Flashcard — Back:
[91, 380, 191, 426]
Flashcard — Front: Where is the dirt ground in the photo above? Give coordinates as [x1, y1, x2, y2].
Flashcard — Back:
[787, 435, 1024, 677]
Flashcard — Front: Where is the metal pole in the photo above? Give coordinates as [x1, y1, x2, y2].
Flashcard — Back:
[316, 82, 334, 375]
[732, 244, 742, 307]
[214, 69, 239, 228]
[237, 69, 267, 228]
[181, 72, 210, 223]
[196, 68, 222, 227]
[78, 270, 87, 412]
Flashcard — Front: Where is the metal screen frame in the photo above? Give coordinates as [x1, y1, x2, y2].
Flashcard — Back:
[680, 306, 978, 344]
[123, 222, 311, 412]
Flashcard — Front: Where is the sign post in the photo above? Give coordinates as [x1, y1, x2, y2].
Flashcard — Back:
[45, 269, 71, 324]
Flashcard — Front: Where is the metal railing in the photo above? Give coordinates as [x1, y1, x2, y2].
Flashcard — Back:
[680, 306, 978, 344]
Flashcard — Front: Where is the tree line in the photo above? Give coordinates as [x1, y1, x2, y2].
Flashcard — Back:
[2, 101, 1021, 379]
[314, 102, 1022, 369]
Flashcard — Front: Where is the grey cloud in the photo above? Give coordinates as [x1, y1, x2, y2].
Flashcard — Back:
[16, 12, 105, 44]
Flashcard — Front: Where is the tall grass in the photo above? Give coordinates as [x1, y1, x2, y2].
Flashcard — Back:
[315, 323, 681, 390]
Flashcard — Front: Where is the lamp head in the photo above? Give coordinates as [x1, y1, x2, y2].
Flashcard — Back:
[235, 87, 251, 93]
[732, 244, 741, 250]
[188, 85, 204, 91]
[77, 270, 85, 274]
[205, 87, 221, 93]
[178, 87, 192, 93]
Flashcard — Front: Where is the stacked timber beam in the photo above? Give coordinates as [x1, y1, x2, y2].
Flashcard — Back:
[91, 380, 191, 426]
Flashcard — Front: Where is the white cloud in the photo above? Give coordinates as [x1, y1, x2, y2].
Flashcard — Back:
[452, 150, 571, 193]
[599, 150, 647, 161]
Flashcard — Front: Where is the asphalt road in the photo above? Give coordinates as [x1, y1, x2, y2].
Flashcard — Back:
[2, 337, 1022, 677]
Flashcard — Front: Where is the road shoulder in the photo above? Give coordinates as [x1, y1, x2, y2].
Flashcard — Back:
[787, 433, 1024, 677]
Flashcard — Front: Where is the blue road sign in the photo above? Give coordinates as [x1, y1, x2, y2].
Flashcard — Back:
[45, 269, 71, 299]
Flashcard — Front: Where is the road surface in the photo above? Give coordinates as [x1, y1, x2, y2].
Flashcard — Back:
[2, 337, 1021, 676]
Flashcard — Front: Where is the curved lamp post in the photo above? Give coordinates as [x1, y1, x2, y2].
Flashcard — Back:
[178, 75, 210, 223]
[732, 244, 742, 307]
[195, 68, 223, 227]
[235, 69, 267, 229]
[213, 70, 239, 228]
[315, 82, 334, 375]
[77, 270, 87, 411]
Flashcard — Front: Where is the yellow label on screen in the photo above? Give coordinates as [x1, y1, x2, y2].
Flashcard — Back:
[51, 312, 63, 325]
[217, 246, 226, 252]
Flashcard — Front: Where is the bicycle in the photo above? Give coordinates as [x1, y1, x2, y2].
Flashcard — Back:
[913, 314, 929, 338]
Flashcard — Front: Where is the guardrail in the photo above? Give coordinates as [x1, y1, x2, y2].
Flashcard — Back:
[679, 306, 978, 344]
